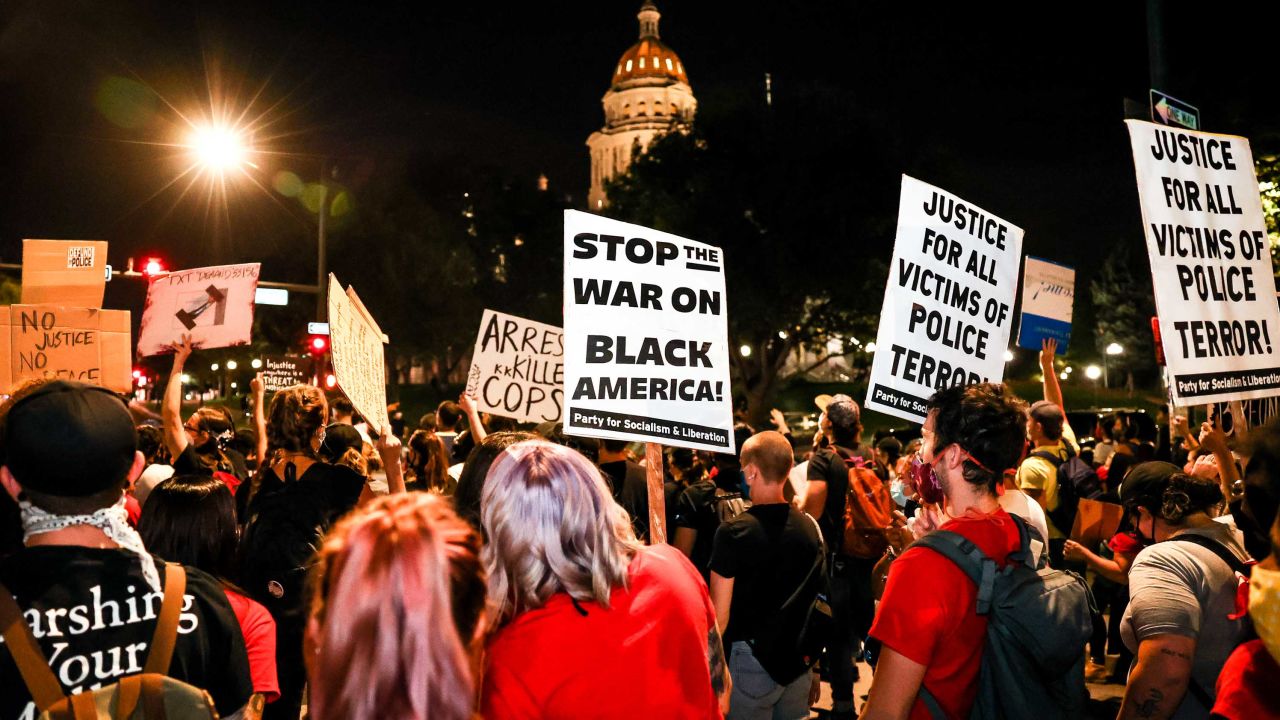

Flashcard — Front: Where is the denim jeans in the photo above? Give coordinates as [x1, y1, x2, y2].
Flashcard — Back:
[728, 641, 812, 720]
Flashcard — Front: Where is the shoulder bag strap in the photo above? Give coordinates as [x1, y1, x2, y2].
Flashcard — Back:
[0, 584, 67, 711]
[144, 563, 186, 674]
[777, 514, 826, 613]
[910, 530, 998, 614]
[917, 684, 948, 720]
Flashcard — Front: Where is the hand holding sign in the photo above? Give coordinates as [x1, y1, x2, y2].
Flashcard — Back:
[136, 263, 261, 358]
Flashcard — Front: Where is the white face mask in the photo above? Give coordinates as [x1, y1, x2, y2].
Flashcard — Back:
[890, 479, 908, 508]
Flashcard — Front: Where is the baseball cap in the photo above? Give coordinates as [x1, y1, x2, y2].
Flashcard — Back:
[1119, 461, 1181, 508]
[4, 381, 138, 497]
[814, 394, 834, 412]
[824, 394, 861, 431]
[320, 423, 364, 463]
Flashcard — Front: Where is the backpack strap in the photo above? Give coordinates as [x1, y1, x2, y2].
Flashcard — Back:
[115, 562, 186, 718]
[0, 584, 67, 711]
[910, 530, 998, 614]
[777, 513, 826, 613]
[1168, 533, 1254, 576]
[917, 685, 948, 720]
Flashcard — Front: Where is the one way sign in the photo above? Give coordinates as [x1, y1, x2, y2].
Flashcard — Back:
[1150, 89, 1199, 131]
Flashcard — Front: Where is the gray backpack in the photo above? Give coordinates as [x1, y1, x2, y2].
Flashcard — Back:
[912, 514, 1095, 720]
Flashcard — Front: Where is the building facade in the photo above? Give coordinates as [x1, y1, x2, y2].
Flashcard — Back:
[586, 2, 696, 210]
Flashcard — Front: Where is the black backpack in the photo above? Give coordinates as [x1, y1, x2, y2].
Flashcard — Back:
[913, 514, 1096, 719]
[1031, 441, 1102, 535]
[746, 514, 832, 685]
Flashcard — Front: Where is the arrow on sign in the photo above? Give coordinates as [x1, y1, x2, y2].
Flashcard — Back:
[175, 285, 228, 329]
[1154, 97, 1171, 124]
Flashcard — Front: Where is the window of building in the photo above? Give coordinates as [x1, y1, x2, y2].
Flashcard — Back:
[625, 59, 633, 72]
[666, 58, 674, 71]
[639, 57, 645, 69]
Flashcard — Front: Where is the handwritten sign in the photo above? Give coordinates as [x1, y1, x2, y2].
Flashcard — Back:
[136, 264, 260, 357]
[0, 305, 131, 392]
[466, 310, 564, 423]
[21, 239, 109, 308]
[260, 355, 309, 392]
[328, 274, 390, 434]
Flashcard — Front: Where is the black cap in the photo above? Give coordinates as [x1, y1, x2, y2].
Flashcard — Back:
[4, 381, 137, 497]
[1119, 461, 1181, 508]
[320, 423, 363, 463]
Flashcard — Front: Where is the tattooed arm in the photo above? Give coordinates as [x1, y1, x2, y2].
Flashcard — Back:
[708, 623, 731, 714]
[1118, 634, 1196, 720]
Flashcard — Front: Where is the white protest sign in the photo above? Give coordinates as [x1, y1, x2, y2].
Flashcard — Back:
[563, 210, 734, 452]
[865, 176, 1024, 423]
[1126, 120, 1280, 406]
[466, 309, 564, 423]
[135, 263, 260, 357]
[327, 274, 390, 434]
[1017, 257, 1076, 353]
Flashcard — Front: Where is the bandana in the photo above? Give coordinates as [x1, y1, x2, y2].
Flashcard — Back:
[20, 496, 161, 594]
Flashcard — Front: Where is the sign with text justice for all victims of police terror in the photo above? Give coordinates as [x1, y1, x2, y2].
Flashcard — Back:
[865, 175, 1025, 424]
[1126, 120, 1280, 406]
[562, 210, 734, 453]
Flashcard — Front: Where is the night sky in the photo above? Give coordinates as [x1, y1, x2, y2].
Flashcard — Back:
[0, 1, 1277, 299]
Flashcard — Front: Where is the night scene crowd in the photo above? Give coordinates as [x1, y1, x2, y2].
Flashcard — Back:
[0, 334, 1276, 720]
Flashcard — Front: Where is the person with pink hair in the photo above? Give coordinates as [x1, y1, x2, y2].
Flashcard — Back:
[305, 493, 487, 720]
[481, 439, 728, 719]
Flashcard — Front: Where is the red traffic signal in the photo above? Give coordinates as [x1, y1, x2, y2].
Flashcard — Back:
[308, 335, 329, 355]
[142, 257, 166, 277]
[324, 373, 337, 389]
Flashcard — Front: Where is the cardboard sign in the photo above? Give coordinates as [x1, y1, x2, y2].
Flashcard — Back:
[327, 274, 390, 434]
[21, 240, 109, 308]
[1126, 120, 1280, 406]
[563, 210, 734, 452]
[1017, 256, 1075, 353]
[1070, 498, 1126, 550]
[466, 309, 564, 423]
[0, 305, 131, 393]
[135, 263, 261, 357]
[865, 176, 1024, 423]
[260, 355, 309, 392]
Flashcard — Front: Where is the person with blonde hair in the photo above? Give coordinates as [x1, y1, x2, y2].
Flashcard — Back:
[480, 439, 727, 719]
[306, 493, 486, 720]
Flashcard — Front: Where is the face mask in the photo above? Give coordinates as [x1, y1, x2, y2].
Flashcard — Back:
[911, 455, 944, 505]
[890, 479, 908, 508]
[1250, 566, 1280, 662]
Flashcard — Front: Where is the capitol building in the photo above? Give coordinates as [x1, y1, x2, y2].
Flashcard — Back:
[586, 2, 697, 210]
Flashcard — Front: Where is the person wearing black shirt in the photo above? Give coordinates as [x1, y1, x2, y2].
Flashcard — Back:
[710, 430, 823, 719]
[598, 439, 651, 542]
[0, 381, 252, 719]
[801, 394, 873, 720]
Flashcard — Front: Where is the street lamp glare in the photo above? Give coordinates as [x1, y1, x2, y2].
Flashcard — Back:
[1085, 365, 1102, 380]
[251, 358, 263, 369]
[1003, 350, 1014, 363]
[189, 124, 248, 173]
[865, 342, 877, 354]
[210, 363, 219, 372]
[1106, 342, 1124, 356]
[226, 360, 238, 370]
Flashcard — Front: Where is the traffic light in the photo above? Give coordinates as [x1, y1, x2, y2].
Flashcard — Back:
[142, 257, 166, 277]
[308, 335, 329, 356]
[324, 373, 337, 389]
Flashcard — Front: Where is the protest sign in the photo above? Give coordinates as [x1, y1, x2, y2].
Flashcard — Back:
[21, 239, 109, 308]
[562, 210, 734, 452]
[1070, 498, 1125, 550]
[1127, 120, 1280, 406]
[865, 176, 1024, 424]
[466, 309, 564, 423]
[1017, 256, 1075, 353]
[327, 274, 390, 434]
[0, 305, 131, 392]
[260, 355, 309, 392]
[135, 263, 261, 357]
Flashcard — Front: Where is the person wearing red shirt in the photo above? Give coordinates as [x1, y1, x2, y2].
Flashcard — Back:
[861, 383, 1029, 720]
[481, 440, 727, 720]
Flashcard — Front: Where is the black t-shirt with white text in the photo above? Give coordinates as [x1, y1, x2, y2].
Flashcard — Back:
[709, 503, 823, 645]
[0, 547, 252, 720]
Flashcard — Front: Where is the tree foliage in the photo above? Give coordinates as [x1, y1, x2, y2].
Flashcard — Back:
[1090, 245, 1156, 386]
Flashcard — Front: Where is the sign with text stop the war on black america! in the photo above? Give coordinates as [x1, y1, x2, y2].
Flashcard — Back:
[563, 210, 734, 453]
[865, 176, 1024, 424]
[1126, 120, 1280, 406]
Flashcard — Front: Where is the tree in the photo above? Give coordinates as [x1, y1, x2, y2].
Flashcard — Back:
[603, 87, 897, 426]
[1091, 245, 1156, 388]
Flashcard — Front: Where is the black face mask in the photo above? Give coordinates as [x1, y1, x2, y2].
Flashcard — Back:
[1124, 505, 1157, 547]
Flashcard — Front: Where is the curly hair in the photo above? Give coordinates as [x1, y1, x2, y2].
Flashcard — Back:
[927, 383, 1029, 494]
[1158, 473, 1224, 524]
[188, 407, 235, 472]
[244, 384, 327, 506]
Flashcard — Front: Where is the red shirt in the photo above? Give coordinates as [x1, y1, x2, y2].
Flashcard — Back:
[1107, 531, 1143, 556]
[870, 509, 1022, 720]
[1213, 639, 1280, 719]
[482, 543, 722, 720]
[223, 589, 280, 702]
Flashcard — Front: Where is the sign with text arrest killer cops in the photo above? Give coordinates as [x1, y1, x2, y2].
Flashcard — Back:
[563, 210, 734, 452]
[865, 175, 1024, 423]
[1126, 120, 1280, 406]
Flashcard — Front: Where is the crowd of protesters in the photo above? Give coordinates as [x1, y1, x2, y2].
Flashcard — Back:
[0, 334, 1275, 720]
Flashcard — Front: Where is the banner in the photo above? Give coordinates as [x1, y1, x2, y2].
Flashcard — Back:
[0, 305, 131, 393]
[562, 210, 734, 452]
[260, 355, 309, 392]
[21, 239, 109, 308]
[1126, 120, 1280, 406]
[1017, 256, 1075, 353]
[865, 176, 1024, 423]
[135, 263, 261, 357]
[327, 274, 390, 434]
[466, 309, 563, 423]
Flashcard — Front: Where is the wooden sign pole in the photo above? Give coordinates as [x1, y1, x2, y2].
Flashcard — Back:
[645, 442, 666, 544]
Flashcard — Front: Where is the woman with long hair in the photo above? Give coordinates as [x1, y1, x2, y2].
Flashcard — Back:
[138, 475, 279, 719]
[405, 429, 454, 494]
[480, 440, 726, 718]
[306, 492, 486, 720]
[163, 335, 243, 488]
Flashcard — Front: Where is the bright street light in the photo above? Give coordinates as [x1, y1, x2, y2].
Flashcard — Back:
[179, 373, 191, 384]
[1106, 342, 1124, 356]
[188, 124, 249, 174]
[1085, 365, 1102, 380]
[210, 363, 219, 372]
[1003, 350, 1014, 363]
[226, 360, 238, 370]
[739, 344, 752, 358]
[251, 358, 263, 369]
[865, 342, 877, 353]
